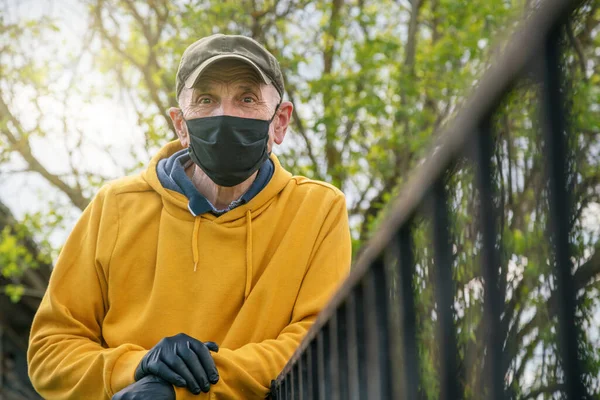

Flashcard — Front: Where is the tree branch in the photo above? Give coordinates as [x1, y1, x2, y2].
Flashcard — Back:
[93, 0, 176, 138]
[322, 0, 344, 187]
[503, 248, 600, 383]
[121, 0, 159, 47]
[286, 88, 322, 180]
[0, 93, 90, 210]
[405, 0, 423, 72]
[521, 383, 565, 400]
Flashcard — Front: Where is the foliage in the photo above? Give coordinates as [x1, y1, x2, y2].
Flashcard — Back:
[0, 0, 599, 398]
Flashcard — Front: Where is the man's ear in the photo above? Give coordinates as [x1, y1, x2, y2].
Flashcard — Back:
[273, 101, 293, 145]
[169, 107, 189, 148]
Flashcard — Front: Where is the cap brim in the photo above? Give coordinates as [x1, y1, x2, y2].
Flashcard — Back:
[184, 54, 272, 89]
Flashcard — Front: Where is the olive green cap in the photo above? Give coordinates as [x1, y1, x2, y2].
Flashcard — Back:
[176, 34, 285, 99]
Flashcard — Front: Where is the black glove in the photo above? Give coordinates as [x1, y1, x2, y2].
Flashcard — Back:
[134, 333, 219, 395]
[112, 375, 175, 400]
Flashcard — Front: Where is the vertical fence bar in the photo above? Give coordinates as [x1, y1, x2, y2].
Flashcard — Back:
[540, 25, 585, 400]
[278, 373, 283, 399]
[364, 259, 393, 398]
[280, 379, 284, 400]
[324, 325, 332, 399]
[396, 224, 420, 400]
[346, 295, 361, 400]
[431, 179, 461, 400]
[374, 259, 393, 399]
[0, 326, 3, 396]
[309, 339, 319, 399]
[317, 325, 332, 400]
[329, 312, 340, 400]
[296, 356, 303, 399]
[336, 304, 350, 400]
[301, 352, 309, 400]
[317, 331, 325, 400]
[474, 118, 504, 400]
[363, 270, 381, 399]
[283, 372, 289, 399]
[354, 284, 368, 400]
[291, 365, 296, 400]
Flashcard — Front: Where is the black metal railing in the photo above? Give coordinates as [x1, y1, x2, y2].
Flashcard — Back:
[270, 0, 588, 398]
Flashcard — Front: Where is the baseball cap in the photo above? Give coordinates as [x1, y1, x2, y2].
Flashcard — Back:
[176, 34, 285, 99]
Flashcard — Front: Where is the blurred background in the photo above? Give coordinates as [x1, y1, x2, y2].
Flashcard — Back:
[0, 0, 599, 398]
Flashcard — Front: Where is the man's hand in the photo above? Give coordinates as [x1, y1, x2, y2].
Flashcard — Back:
[112, 375, 174, 400]
[135, 333, 219, 395]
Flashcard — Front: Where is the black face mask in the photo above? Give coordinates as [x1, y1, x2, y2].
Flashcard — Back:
[185, 106, 279, 187]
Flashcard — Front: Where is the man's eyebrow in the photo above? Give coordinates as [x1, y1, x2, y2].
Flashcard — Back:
[237, 84, 261, 93]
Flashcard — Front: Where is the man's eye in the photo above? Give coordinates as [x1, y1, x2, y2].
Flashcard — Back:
[196, 97, 212, 104]
[243, 97, 255, 103]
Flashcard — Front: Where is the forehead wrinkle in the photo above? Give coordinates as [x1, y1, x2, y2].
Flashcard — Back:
[236, 83, 262, 92]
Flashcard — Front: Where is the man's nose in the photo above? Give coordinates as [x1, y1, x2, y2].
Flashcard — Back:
[219, 99, 243, 118]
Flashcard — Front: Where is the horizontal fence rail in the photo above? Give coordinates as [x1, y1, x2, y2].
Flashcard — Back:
[270, 0, 588, 398]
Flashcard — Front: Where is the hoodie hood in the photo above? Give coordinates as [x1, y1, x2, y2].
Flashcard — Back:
[142, 140, 293, 224]
[156, 148, 274, 217]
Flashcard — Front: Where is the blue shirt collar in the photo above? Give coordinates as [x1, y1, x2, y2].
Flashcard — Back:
[156, 149, 274, 216]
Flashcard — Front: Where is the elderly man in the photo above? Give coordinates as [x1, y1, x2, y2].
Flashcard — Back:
[27, 34, 351, 399]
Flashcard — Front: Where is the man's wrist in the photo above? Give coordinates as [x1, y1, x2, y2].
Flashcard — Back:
[110, 350, 149, 395]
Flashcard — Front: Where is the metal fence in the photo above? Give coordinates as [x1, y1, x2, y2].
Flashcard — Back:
[269, 0, 589, 398]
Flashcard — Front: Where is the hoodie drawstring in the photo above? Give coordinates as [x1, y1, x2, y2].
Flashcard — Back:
[244, 210, 253, 300]
[191, 212, 253, 298]
[192, 217, 201, 272]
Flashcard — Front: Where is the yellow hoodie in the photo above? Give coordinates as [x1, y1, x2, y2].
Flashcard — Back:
[27, 141, 351, 399]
